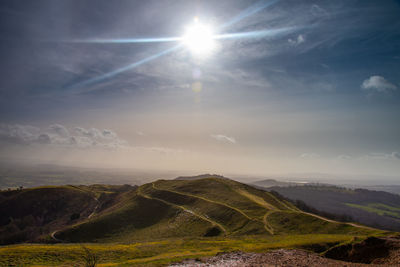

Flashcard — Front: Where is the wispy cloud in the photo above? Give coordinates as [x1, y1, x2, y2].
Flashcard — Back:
[288, 34, 305, 46]
[361, 75, 397, 94]
[362, 152, 400, 160]
[211, 134, 236, 144]
[0, 123, 127, 149]
[300, 153, 320, 159]
[337, 154, 352, 160]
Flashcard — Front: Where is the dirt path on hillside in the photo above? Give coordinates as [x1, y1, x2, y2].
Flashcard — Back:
[50, 196, 99, 242]
[152, 182, 254, 221]
[301, 211, 376, 230]
[137, 185, 227, 233]
[88, 197, 99, 219]
[153, 182, 278, 235]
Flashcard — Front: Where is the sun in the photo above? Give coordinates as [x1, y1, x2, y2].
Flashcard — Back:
[182, 18, 215, 56]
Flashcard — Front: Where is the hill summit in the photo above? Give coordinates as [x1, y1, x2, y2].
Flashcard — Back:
[55, 176, 375, 243]
[1, 176, 379, 245]
[174, 174, 228, 180]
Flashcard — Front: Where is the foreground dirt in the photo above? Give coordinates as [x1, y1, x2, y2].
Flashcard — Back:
[169, 249, 399, 267]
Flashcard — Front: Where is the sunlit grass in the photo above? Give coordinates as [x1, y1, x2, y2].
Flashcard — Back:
[0, 234, 367, 266]
[346, 203, 400, 219]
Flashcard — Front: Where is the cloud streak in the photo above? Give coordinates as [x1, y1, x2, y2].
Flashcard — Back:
[300, 153, 320, 159]
[211, 134, 236, 144]
[0, 123, 127, 149]
[362, 152, 400, 160]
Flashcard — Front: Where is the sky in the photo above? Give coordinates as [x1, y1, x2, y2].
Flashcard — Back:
[0, 0, 399, 178]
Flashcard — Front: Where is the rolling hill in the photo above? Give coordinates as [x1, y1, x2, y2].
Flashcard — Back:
[0, 184, 135, 244]
[264, 185, 400, 231]
[51, 176, 378, 243]
[0, 175, 392, 266]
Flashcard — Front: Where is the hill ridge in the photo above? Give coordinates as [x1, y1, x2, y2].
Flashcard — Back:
[137, 182, 226, 233]
[1, 176, 384, 245]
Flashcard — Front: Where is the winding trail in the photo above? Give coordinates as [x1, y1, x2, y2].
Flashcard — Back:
[262, 211, 275, 235]
[50, 196, 99, 242]
[137, 185, 227, 233]
[88, 197, 99, 219]
[301, 211, 376, 230]
[50, 230, 63, 242]
[153, 182, 280, 235]
[152, 182, 254, 221]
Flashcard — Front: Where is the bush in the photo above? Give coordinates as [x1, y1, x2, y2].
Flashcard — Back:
[70, 213, 80, 221]
[81, 246, 97, 267]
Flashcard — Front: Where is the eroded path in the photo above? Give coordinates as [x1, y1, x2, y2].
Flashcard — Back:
[137, 185, 227, 233]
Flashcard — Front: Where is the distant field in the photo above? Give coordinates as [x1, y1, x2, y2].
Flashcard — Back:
[0, 164, 178, 189]
[267, 185, 400, 231]
[346, 203, 400, 219]
[0, 234, 371, 266]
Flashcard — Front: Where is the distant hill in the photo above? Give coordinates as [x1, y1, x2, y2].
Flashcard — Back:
[264, 185, 400, 231]
[252, 179, 302, 188]
[175, 174, 228, 180]
[252, 178, 334, 188]
[347, 185, 400, 196]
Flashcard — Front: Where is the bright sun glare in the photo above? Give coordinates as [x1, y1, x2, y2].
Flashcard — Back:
[182, 18, 215, 55]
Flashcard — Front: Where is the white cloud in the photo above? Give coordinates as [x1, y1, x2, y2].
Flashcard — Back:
[0, 123, 127, 149]
[132, 146, 184, 155]
[288, 34, 305, 46]
[211, 134, 236, 144]
[0, 124, 42, 144]
[310, 4, 329, 18]
[300, 153, 320, 159]
[48, 124, 70, 138]
[337, 154, 352, 160]
[362, 152, 400, 160]
[361, 75, 397, 94]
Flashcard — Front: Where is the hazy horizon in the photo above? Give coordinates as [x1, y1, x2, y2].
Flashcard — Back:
[1, 0, 399, 179]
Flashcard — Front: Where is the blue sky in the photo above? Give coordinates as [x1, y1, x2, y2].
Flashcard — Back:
[0, 0, 399, 178]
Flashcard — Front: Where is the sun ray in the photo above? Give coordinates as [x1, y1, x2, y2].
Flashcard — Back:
[65, 0, 289, 90]
[69, 37, 182, 44]
[66, 45, 182, 90]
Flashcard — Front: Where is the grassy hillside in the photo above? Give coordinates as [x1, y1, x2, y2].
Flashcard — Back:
[0, 184, 134, 244]
[266, 185, 400, 231]
[346, 203, 400, 219]
[0, 175, 391, 266]
[53, 177, 381, 244]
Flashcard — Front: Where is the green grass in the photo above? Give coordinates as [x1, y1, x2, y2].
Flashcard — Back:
[155, 179, 270, 219]
[57, 194, 213, 242]
[53, 178, 383, 243]
[0, 234, 370, 266]
[141, 182, 265, 234]
[1, 177, 391, 266]
[267, 211, 380, 235]
[346, 203, 400, 219]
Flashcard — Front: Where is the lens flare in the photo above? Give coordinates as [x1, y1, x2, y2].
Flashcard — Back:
[182, 20, 215, 55]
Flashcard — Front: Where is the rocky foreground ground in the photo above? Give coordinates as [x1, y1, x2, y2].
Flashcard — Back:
[170, 236, 400, 267]
[170, 249, 399, 267]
